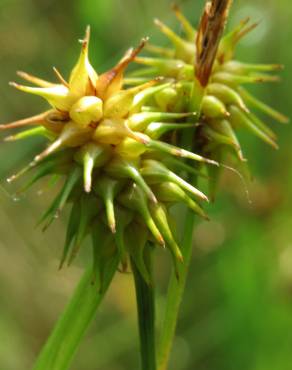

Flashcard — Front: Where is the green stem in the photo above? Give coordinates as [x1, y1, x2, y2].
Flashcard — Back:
[33, 257, 118, 370]
[156, 0, 232, 358]
[132, 247, 156, 370]
[157, 209, 196, 370]
[157, 80, 202, 369]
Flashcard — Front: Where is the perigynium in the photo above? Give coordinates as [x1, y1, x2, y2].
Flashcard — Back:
[0, 1, 287, 370]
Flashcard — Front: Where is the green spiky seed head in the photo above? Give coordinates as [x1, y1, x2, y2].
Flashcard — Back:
[1, 5, 287, 286]
[1, 26, 216, 284]
[133, 4, 288, 199]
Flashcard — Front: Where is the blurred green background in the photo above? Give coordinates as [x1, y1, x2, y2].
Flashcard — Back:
[0, 0, 292, 369]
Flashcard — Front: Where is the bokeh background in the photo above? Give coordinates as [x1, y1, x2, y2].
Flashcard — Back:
[0, 0, 291, 369]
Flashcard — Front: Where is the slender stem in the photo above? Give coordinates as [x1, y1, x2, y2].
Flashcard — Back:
[157, 2, 233, 368]
[157, 89, 200, 370]
[157, 210, 195, 370]
[132, 247, 156, 370]
[32, 256, 118, 370]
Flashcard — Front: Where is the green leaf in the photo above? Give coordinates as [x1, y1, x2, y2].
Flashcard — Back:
[38, 166, 82, 230]
[114, 206, 133, 268]
[59, 200, 81, 269]
[150, 202, 183, 278]
[68, 194, 100, 265]
[32, 256, 118, 370]
[157, 209, 196, 370]
[91, 221, 119, 292]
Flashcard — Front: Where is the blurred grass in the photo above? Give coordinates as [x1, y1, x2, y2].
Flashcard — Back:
[0, 0, 292, 369]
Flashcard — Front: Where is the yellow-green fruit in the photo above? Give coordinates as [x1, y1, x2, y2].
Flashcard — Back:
[69, 96, 103, 126]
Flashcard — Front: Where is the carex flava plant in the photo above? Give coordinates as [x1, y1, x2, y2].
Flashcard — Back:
[0, 1, 288, 370]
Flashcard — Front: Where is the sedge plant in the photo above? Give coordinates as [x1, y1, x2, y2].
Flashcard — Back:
[0, 1, 287, 370]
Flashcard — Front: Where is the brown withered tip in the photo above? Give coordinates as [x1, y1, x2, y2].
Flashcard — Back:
[78, 25, 90, 47]
[205, 158, 219, 167]
[275, 64, 284, 70]
[95, 37, 149, 99]
[153, 18, 162, 27]
[127, 37, 150, 61]
[9, 81, 18, 88]
[3, 135, 16, 142]
[158, 234, 166, 247]
[16, 71, 31, 80]
[153, 18, 169, 31]
[196, 0, 233, 87]
[109, 223, 116, 234]
[139, 36, 150, 47]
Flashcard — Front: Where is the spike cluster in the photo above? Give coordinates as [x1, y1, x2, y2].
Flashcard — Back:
[133, 5, 288, 199]
[0, 26, 217, 283]
[0, 6, 287, 285]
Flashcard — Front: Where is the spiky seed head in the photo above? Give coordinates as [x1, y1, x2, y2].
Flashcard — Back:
[1, 25, 216, 283]
[1, 6, 287, 285]
[134, 5, 287, 200]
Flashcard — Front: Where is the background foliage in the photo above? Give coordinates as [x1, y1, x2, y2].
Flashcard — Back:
[0, 0, 291, 369]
